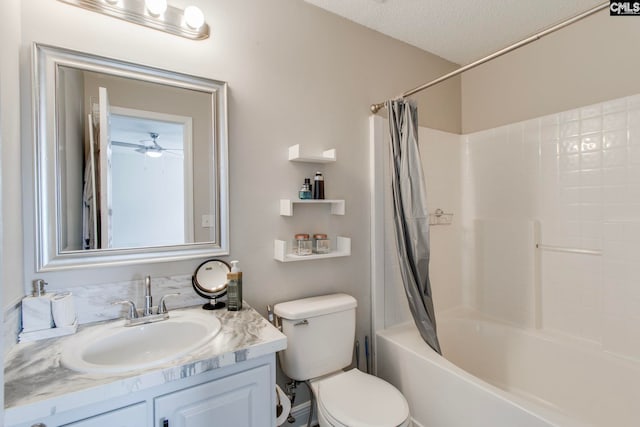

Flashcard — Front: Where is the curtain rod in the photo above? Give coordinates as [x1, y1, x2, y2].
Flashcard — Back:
[370, 1, 609, 114]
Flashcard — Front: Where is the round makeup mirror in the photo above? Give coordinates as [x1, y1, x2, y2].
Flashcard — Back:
[192, 259, 230, 310]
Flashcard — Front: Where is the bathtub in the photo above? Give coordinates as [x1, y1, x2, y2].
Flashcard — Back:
[376, 309, 640, 427]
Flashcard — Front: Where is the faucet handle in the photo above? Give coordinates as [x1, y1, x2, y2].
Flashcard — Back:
[113, 300, 139, 319]
[157, 293, 180, 315]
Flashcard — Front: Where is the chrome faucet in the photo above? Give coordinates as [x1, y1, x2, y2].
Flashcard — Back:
[112, 276, 180, 327]
[113, 300, 139, 320]
[157, 293, 180, 314]
[143, 276, 153, 316]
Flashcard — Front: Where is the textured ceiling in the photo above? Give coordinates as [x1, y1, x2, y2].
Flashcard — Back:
[303, 0, 605, 64]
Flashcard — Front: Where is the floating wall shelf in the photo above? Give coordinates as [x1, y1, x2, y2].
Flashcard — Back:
[288, 144, 336, 163]
[277, 144, 349, 263]
[280, 199, 345, 216]
[274, 236, 351, 262]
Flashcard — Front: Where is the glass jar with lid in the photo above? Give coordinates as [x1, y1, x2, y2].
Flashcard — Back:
[293, 234, 313, 256]
[312, 233, 331, 254]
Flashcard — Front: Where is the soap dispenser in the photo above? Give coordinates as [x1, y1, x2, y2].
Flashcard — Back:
[21, 279, 54, 332]
[226, 260, 243, 311]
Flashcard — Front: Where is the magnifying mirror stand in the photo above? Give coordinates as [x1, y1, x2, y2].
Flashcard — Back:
[202, 296, 225, 310]
[192, 259, 231, 311]
[192, 278, 226, 310]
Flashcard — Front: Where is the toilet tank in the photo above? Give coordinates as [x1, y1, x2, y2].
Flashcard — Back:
[274, 293, 357, 381]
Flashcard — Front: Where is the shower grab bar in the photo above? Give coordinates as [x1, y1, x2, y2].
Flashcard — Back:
[535, 243, 602, 256]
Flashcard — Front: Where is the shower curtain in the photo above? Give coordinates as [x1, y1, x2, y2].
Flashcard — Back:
[386, 99, 441, 354]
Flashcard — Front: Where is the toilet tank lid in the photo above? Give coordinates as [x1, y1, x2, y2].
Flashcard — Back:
[274, 293, 357, 320]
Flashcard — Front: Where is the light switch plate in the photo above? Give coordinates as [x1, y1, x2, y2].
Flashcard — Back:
[202, 214, 214, 228]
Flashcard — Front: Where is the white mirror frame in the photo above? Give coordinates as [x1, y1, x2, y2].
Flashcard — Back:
[32, 43, 229, 271]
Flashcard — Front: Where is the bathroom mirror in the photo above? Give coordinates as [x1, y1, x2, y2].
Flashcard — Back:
[33, 43, 229, 271]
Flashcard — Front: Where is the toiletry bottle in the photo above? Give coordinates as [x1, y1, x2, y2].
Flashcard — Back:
[312, 171, 325, 199]
[21, 279, 54, 332]
[298, 178, 312, 199]
[226, 260, 243, 311]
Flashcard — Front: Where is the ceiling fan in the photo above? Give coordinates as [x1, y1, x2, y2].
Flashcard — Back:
[111, 132, 181, 158]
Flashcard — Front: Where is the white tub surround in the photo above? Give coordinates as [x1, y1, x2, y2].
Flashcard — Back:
[4, 304, 286, 426]
[370, 94, 640, 427]
[377, 308, 640, 427]
[463, 92, 640, 359]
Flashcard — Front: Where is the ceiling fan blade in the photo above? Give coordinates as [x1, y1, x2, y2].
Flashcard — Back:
[113, 139, 162, 155]
[113, 134, 182, 157]
[112, 140, 145, 149]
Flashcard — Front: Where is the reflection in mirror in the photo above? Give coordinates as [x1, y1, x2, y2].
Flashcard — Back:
[34, 44, 229, 271]
[109, 120, 190, 249]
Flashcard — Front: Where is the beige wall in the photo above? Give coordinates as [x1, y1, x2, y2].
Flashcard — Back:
[461, 10, 640, 133]
[4, 0, 461, 362]
[0, 0, 19, 416]
[58, 67, 85, 251]
[1, 0, 22, 310]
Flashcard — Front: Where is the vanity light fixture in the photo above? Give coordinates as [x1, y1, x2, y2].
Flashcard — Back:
[184, 5, 205, 30]
[58, 0, 210, 40]
[145, 0, 167, 17]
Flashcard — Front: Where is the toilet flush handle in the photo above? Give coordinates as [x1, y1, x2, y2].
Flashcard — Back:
[294, 319, 309, 326]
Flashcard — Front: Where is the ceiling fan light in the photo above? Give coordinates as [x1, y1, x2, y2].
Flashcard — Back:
[145, 149, 163, 158]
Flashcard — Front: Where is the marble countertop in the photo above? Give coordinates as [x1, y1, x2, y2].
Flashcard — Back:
[4, 304, 286, 423]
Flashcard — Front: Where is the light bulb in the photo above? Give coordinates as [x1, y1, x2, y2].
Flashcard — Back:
[145, 149, 163, 158]
[184, 5, 205, 30]
[145, 0, 167, 16]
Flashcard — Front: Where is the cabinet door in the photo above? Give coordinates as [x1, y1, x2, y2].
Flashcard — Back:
[60, 402, 146, 427]
[155, 365, 272, 427]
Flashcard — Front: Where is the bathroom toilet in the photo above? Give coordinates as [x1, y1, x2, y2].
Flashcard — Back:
[274, 293, 411, 427]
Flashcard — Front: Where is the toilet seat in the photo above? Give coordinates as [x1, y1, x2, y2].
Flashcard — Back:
[314, 369, 410, 427]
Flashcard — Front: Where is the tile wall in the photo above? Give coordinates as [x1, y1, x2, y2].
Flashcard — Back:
[465, 93, 640, 361]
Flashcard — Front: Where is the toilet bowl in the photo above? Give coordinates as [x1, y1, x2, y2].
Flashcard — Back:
[273, 294, 411, 427]
[311, 369, 410, 427]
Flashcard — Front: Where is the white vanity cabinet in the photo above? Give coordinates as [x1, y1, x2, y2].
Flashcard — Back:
[60, 403, 147, 426]
[155, 364, 272, 427]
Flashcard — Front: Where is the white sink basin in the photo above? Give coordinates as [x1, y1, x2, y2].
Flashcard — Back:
[61, 310, 221, 374]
